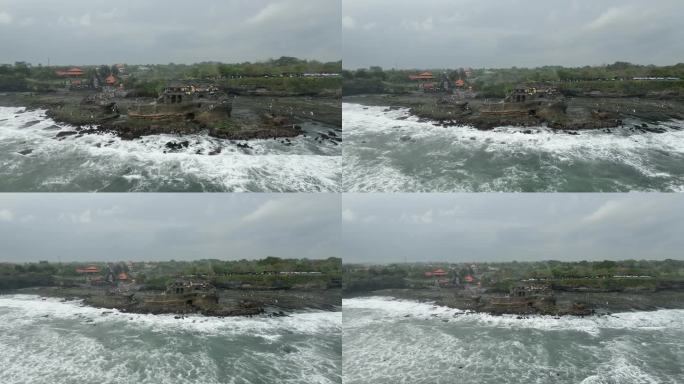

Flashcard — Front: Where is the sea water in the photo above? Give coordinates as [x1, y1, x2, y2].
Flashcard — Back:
[0, 295, 341, 384]
[0, 106, 341, 192]
[343, 103, 684, 192]
[343, 297, 684, 384]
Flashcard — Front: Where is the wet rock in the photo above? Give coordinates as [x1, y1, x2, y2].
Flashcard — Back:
[399, 135, 412, 142]
[20, 120, 41, 129]
[208, 148, 222, 156]
[17, 149, 33, 155]
[55, 131, 78, 138]
[165, 140, 190, 151]
[236, 142, 253, 150]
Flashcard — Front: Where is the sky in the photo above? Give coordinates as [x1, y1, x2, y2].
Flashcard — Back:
[0, 0, 340, 65]
[342, 194, 684, 264]
[0, 194, 340, 262]
[343, 0, 684, 69]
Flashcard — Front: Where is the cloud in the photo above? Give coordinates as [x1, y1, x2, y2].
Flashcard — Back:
[96, 206, 122, 216]
[0, 0, 340, 65]
[342, 209, 376, 224]
[343, 0, 684, 69]
[402, 17, 434, 32]
[0, 194, 339, 262]
[58, 13, 92, 27]
[58, 210, 92, 224]
[582, 200, 625, 224]
[362, 22, 377, 31]
[401, 209, 434, 224]
[242, 200, 284, 223]
[343, 194, 684, 263]
[584, 6, 632, 31]
[342, 208, 357, 222]
[245, 1, 290, 24]
[581, 199, 670, 227]
[19, 215, 35, 223]
[0, 209, 14, 222]
[0, 12, 12, 24]
[438, 206, 461, 217]
[342, 16, 356, 29]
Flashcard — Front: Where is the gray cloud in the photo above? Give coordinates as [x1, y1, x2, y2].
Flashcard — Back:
[0, 0, 340, 65]
[0, 194, 340, 262]
[342, 194, 684, 264]
[343, 0, 684, 69]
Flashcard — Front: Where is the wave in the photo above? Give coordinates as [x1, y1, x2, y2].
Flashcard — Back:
[343, 296, 684, 337]
[0, 294, 341, 336]
[0, 294, 341, 384]
[0, 106, 341, 192]
[343, 103, 684, 192]
[343, 296, 681, 384]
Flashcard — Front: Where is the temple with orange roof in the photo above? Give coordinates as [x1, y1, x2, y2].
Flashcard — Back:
[409, 71, 435, 81]
[55, 67, 85, 77]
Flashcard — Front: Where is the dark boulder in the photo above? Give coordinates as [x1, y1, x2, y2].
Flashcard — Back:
[165, 140, 190, 151]
[55, 131, 78, 138]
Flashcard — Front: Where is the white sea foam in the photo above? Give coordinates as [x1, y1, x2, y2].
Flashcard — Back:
[343, 297, 684, 337]
[0, 106, 341, 192]
[0, 294, 340, 336]
[343, 102, 684, 192]
[0, 294, 341, 384]
[343, 296, 681, 384]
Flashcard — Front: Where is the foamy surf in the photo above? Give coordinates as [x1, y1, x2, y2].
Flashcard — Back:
[343, 102, 684, 192]
[0, 106, 341, 192]
[343, 296, 684, 337]
[0, 294, 341, 384]
[343, 296, 683, 384]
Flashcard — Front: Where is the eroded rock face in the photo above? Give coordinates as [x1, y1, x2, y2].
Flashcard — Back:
[84, 292, 263, 317]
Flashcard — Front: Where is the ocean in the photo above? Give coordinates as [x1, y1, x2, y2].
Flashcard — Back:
[0, 295, 342, 384]
[0, 106, 341, 192]
[342, 103, 684, 192]
[343, 297, 684, 384]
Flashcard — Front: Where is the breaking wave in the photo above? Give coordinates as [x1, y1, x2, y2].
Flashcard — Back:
[0, 295, 341, 384]
[343, 297, 683, 384]
[343, 103, 684, 192]
[0, 106, 341, 192]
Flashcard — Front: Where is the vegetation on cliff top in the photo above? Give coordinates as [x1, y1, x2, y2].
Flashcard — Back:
[0, 57, 342, 96]
[343, 62, 684, 97]
[0, 257, 342, 291]
[343, 259, 684, 293]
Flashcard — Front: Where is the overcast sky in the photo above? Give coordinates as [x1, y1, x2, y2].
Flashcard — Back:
[343, 194, 684, 264]
[343, 0, 684, 69]
[0, 0, 340, 65]
[0, 194, 340, 263]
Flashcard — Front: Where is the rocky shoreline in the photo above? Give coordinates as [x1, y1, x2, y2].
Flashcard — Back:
[345, 288, 684, 317]
[345, 94, 684, 132]
[0, 92, 340, 142]
[6, 287, 341, 317]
